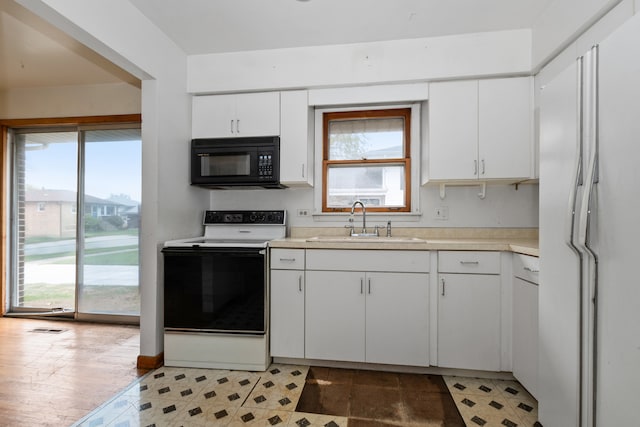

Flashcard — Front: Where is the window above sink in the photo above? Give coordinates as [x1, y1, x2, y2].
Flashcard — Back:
[313, 103, 423, 218]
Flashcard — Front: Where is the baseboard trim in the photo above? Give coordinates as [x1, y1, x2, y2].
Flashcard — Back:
[137, 352, 164, 369]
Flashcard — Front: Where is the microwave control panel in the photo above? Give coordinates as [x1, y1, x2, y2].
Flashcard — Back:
[258, 151, 274, 179]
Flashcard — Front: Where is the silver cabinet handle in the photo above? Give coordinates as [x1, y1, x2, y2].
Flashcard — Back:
[524, 266, 540, 273]
[279, 258, 296, 262]
[230, 119, 234, 134]
[301, 164, 305, 178]
[441, 277, 446, 296]
[236, 119, 240, 134]
[298, 275, 302, 292]
[474, 159, 478, 175]
[368, 278, 371, 294]
[360, 278, 364, 294]
[481, 159, 485, 175]
[460, 261, 480, 265]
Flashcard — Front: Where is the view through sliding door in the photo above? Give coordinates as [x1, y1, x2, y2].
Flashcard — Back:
[11, 126, 141, 319]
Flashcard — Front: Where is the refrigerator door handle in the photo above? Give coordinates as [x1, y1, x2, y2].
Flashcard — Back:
[576, 44, 599, 427]
[566, 56, 585, 253]
[578, 47, 599, 254]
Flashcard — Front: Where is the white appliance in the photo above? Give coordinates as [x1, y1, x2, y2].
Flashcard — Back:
[539, 13, 640, 427]
[162, 210, 286, 371]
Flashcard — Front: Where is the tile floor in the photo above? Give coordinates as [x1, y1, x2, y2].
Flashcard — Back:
[443, 376, 540, 427]
[73, 364, 540, 427]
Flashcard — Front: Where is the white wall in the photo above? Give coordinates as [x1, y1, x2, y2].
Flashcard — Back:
[532, 0, 627, 69]
[209, 184, 539, 229]
[17, 0, 208, 360]
[188, 29, 532, 94]
[0, 82, 140, 119]
[535, 0, 635, 88]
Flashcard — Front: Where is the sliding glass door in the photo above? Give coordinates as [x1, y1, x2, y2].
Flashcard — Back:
[10, 126, 141, 320]
[13, 131, 78, 312]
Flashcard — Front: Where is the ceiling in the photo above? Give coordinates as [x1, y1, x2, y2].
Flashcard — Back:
[1, 0, 554, 91]
[128, 0, 553, 55]
[0, 0, 138, 91]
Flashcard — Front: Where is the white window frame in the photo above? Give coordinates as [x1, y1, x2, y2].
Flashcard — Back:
[313, 103, 422, 220]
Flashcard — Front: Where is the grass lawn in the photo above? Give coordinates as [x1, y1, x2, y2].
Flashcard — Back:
[22, 283, 139, 314]
[27, 246, 139, 265]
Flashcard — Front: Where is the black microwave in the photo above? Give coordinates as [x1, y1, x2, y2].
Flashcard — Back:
[191, 136, 285, 189]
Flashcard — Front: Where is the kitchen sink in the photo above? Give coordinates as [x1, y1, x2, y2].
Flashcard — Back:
[305, 236, 426, 243]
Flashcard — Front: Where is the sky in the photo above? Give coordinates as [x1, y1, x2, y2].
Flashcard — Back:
[24, 138, 142, 202]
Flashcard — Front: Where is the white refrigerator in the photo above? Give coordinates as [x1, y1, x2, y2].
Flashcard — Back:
[539, 12, 640, 427]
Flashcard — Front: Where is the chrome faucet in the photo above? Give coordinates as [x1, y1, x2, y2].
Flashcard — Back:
[349, 200, 379, 237]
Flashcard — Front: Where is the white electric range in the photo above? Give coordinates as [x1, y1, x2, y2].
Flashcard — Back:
[162, 210, 286, 370]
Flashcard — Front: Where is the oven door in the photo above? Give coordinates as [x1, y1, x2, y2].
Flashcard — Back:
[162, 246, 267, 334]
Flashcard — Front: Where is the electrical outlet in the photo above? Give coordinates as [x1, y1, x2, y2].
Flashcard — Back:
[434, 206, 449, 220]
[296, 209, 310, 217]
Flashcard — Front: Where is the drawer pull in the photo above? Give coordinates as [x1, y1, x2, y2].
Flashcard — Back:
[279, 258, 296, 262]
[441, 277, 446, 296]
[524, 266, 540, 273]
[298, 275, 303, 292]
[360, 278, 364, 294]
[460, 261, 480, 265]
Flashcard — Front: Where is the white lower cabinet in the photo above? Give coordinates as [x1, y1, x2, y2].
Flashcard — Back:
[437, 251, 502, 371]
[512, 254, 539, 397]
[270, 249, 305, 358]
[305, 270, 365, 362]
[304, 249, 430, 366]
[365, 272, 429, 366]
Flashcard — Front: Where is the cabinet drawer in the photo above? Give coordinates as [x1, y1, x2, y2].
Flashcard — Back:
[438, 251, 500, 274]
[271, 249, 305, 270]
[513, 253, 539, 284]
[306, 249, 430, 273]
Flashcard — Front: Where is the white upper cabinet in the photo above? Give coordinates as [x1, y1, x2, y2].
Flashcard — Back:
[279, 90, 314, 186]
[428, 80, 479, 181]
[427, 77, 533, 182]
[478, 78, 532, 179]
[192, 92, 280, 138]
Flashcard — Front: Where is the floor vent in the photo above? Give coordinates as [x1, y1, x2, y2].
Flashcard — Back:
[29, 328, 68, 334]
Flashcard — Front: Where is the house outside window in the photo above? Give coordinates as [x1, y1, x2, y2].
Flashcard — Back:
[322, 108, 411, 212]
[37, 202, 46, 212]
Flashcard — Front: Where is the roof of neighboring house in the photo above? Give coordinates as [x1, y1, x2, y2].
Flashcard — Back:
[25, 188, 129, 206]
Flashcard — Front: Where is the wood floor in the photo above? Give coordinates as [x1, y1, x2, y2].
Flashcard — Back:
[0, 317, 149, 427]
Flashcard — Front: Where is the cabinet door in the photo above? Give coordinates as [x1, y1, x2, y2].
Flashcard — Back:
[479, 77, 532, 179]
[365, 272, 429, 366]
[305, 271, 365, 362]
[437, 273, 501, 371]
[280, 90, 313, 186]
[270, 270, 305, 358]
[234, 92, 280, 137]
[428, 80, 479, 180]
[192, 94, 236, 138]
[513, 277, 538, 398]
